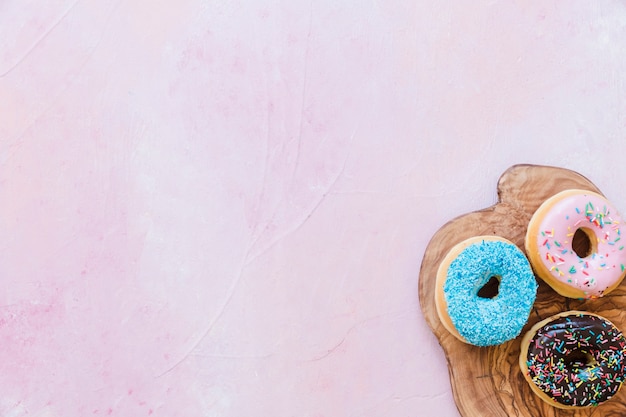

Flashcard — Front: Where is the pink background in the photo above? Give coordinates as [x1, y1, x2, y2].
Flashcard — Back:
[3, 1, 626, 416]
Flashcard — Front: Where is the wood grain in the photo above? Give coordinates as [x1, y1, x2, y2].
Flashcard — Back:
[419, 164, 626, 417]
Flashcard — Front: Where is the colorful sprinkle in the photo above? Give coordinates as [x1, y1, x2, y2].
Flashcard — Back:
[532, 192, 626, 298]
[525, 313, 626, 407]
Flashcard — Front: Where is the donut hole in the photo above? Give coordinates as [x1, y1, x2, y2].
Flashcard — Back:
[477, 275, 501, 299]
[564, 349, 595, 371]
[572, 227, 597, 258]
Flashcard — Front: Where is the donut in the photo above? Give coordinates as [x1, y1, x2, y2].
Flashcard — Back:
[525, 189, 626, 299]
[435, 236, 537, 346]
[519, 311, 626, 409]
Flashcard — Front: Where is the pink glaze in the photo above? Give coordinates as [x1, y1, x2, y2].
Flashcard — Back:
[535, 191, 626, 297]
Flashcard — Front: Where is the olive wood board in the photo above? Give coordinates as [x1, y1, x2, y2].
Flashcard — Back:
[418, 164, 626, 417]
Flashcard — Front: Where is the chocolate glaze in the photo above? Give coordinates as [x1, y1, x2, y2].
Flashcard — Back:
[525, 313, 626, 407]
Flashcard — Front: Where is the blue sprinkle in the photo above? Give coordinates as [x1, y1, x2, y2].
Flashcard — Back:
[443, 239, 538, 346]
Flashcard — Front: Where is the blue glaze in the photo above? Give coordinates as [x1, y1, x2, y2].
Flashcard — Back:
[444, 239, 537, 346]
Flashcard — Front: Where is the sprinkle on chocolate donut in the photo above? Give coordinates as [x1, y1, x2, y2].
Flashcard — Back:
[524, 312, 626, 408]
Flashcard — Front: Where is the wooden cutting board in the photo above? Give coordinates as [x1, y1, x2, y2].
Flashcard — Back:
[418, 164, 626, 417]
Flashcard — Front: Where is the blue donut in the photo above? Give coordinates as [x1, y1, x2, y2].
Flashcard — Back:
[438, 237, 538, 346]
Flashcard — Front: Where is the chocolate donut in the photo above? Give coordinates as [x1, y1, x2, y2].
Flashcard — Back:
[520, 311, 626, 408]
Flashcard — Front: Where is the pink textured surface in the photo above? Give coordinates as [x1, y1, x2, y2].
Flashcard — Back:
[2, 1, 626, 416]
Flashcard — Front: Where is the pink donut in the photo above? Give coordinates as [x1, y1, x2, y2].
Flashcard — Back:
[525, 189, 626, 298]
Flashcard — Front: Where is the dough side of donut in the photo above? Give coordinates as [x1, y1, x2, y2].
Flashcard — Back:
[435, 235, 515, 345]
[519, 311, 621, 410]
[525, 189, 610, 299]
